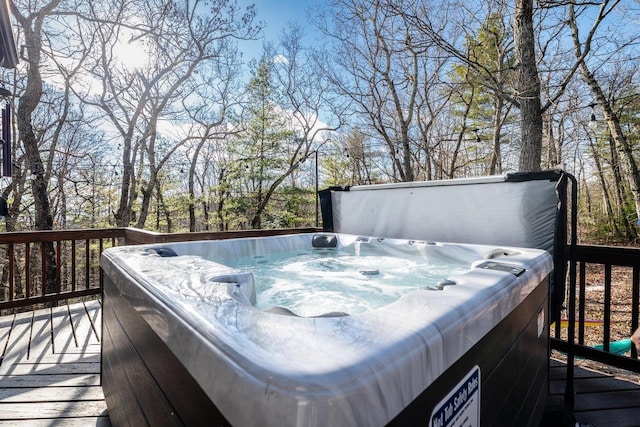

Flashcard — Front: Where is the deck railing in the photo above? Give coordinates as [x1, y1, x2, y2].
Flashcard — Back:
[551, 244, 640, 366]
[550, 243, 640, 412]
[0, 227, 318, 312]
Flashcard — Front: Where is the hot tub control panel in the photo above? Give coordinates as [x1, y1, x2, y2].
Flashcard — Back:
[475, 261, 526, 277]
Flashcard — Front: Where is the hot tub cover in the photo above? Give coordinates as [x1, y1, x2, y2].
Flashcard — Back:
[101, 233, 553, 426]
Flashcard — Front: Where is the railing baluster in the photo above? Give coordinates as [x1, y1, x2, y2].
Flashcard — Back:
[85, 239, 90, 290]
[554, 309, 561, 339]
[8, 243, 14, 301]
[99, 238, 105, 291]
[56, 240, 61, 294]
[71, 240, 76, 292]
[25, 242, 30, 300]
[40, 242, 46, 296]
[603, 264, 612, 353]
[578, 261, 586, 345]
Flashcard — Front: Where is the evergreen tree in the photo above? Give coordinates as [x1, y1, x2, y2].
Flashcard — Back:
[233, 57, 295, 229]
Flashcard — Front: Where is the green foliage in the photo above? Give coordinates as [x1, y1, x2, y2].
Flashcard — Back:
[233, 57, 295, 195]
[447, 12, 516, 172]
[262, 186, 314, 228]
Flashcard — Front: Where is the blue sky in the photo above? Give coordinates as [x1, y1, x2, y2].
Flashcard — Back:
[239, 0, 324, 59]
[253, 0, 319, 39]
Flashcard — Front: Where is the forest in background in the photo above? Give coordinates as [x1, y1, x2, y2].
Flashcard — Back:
[0, 0, 638, 244]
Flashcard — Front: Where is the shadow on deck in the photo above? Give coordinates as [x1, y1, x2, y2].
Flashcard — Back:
[0, 301, 110, 426]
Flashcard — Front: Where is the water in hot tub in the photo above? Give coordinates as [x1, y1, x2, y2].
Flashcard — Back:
[225, 248, 470, 317]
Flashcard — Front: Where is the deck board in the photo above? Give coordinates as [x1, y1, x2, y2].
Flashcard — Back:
[0, 361, 100, 376]
[0, 302, 110, 425]
[0, 386, 105, 405]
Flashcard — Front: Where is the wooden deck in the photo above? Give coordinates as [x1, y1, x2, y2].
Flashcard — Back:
[0, 301, 110, 426]
[2, 302, 640, 426]
[543, 359, 640, 426]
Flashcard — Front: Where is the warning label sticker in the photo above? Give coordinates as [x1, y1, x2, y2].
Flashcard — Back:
[430, 366, 480, 427]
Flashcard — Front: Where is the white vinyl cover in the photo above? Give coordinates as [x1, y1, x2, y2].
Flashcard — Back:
[101, 233, 553, 427]
[331, 175, 560, 254]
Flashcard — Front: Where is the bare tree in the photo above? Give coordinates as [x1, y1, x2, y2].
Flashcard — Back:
[10, 0, 59, 233]
[317, 0, 432, 182]
[10, 0, 71, 293]
[75, 0, 259, 227]
[272, 23, 345, 157]
[568, 0, 640, 237]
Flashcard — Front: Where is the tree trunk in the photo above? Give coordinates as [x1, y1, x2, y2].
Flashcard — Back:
[13, 1, 59, 294]
[202, 199, 209, 231]
[187, 137, 209, 232]
[588, 136, 621, 238]
[449, 92, 473, 178]
[216, 169, 228, 231]
[489, 95, 505, 175]
[136, 180, 155, 229]
[608, 138, 635, 239]
[115, 149, 135, 226]
[514, 0, 542, 172]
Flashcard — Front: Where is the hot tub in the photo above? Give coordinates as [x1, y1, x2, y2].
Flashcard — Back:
[100, 233, 552, 426]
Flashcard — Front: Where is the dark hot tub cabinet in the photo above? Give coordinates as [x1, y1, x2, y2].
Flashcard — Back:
[101, 172, 566, 426]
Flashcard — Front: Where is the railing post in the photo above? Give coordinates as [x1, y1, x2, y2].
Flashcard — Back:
[563, 173, 578, 422]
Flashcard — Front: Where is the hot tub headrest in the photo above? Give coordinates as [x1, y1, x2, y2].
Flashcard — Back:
[148, 247, 178, 257]
[312, 234, 338, 248]
[483, 248, 521, 259]
[209, 273, 257, 306]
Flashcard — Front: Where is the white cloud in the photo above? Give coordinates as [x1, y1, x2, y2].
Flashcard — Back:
[273, 54, 288, 64]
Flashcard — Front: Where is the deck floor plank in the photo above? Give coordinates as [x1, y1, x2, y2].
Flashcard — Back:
[0, 361, 100, 376]
[0, 302, 110, 425]
[0, 385, 106, 403]
[0, 401, 108, 419]
[571, 407, 640, 427]
[0, 373, 101, 388]
[2, 417, 111, 427]
[27, 352, 101, 365]
[550, 375, 640, 394]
